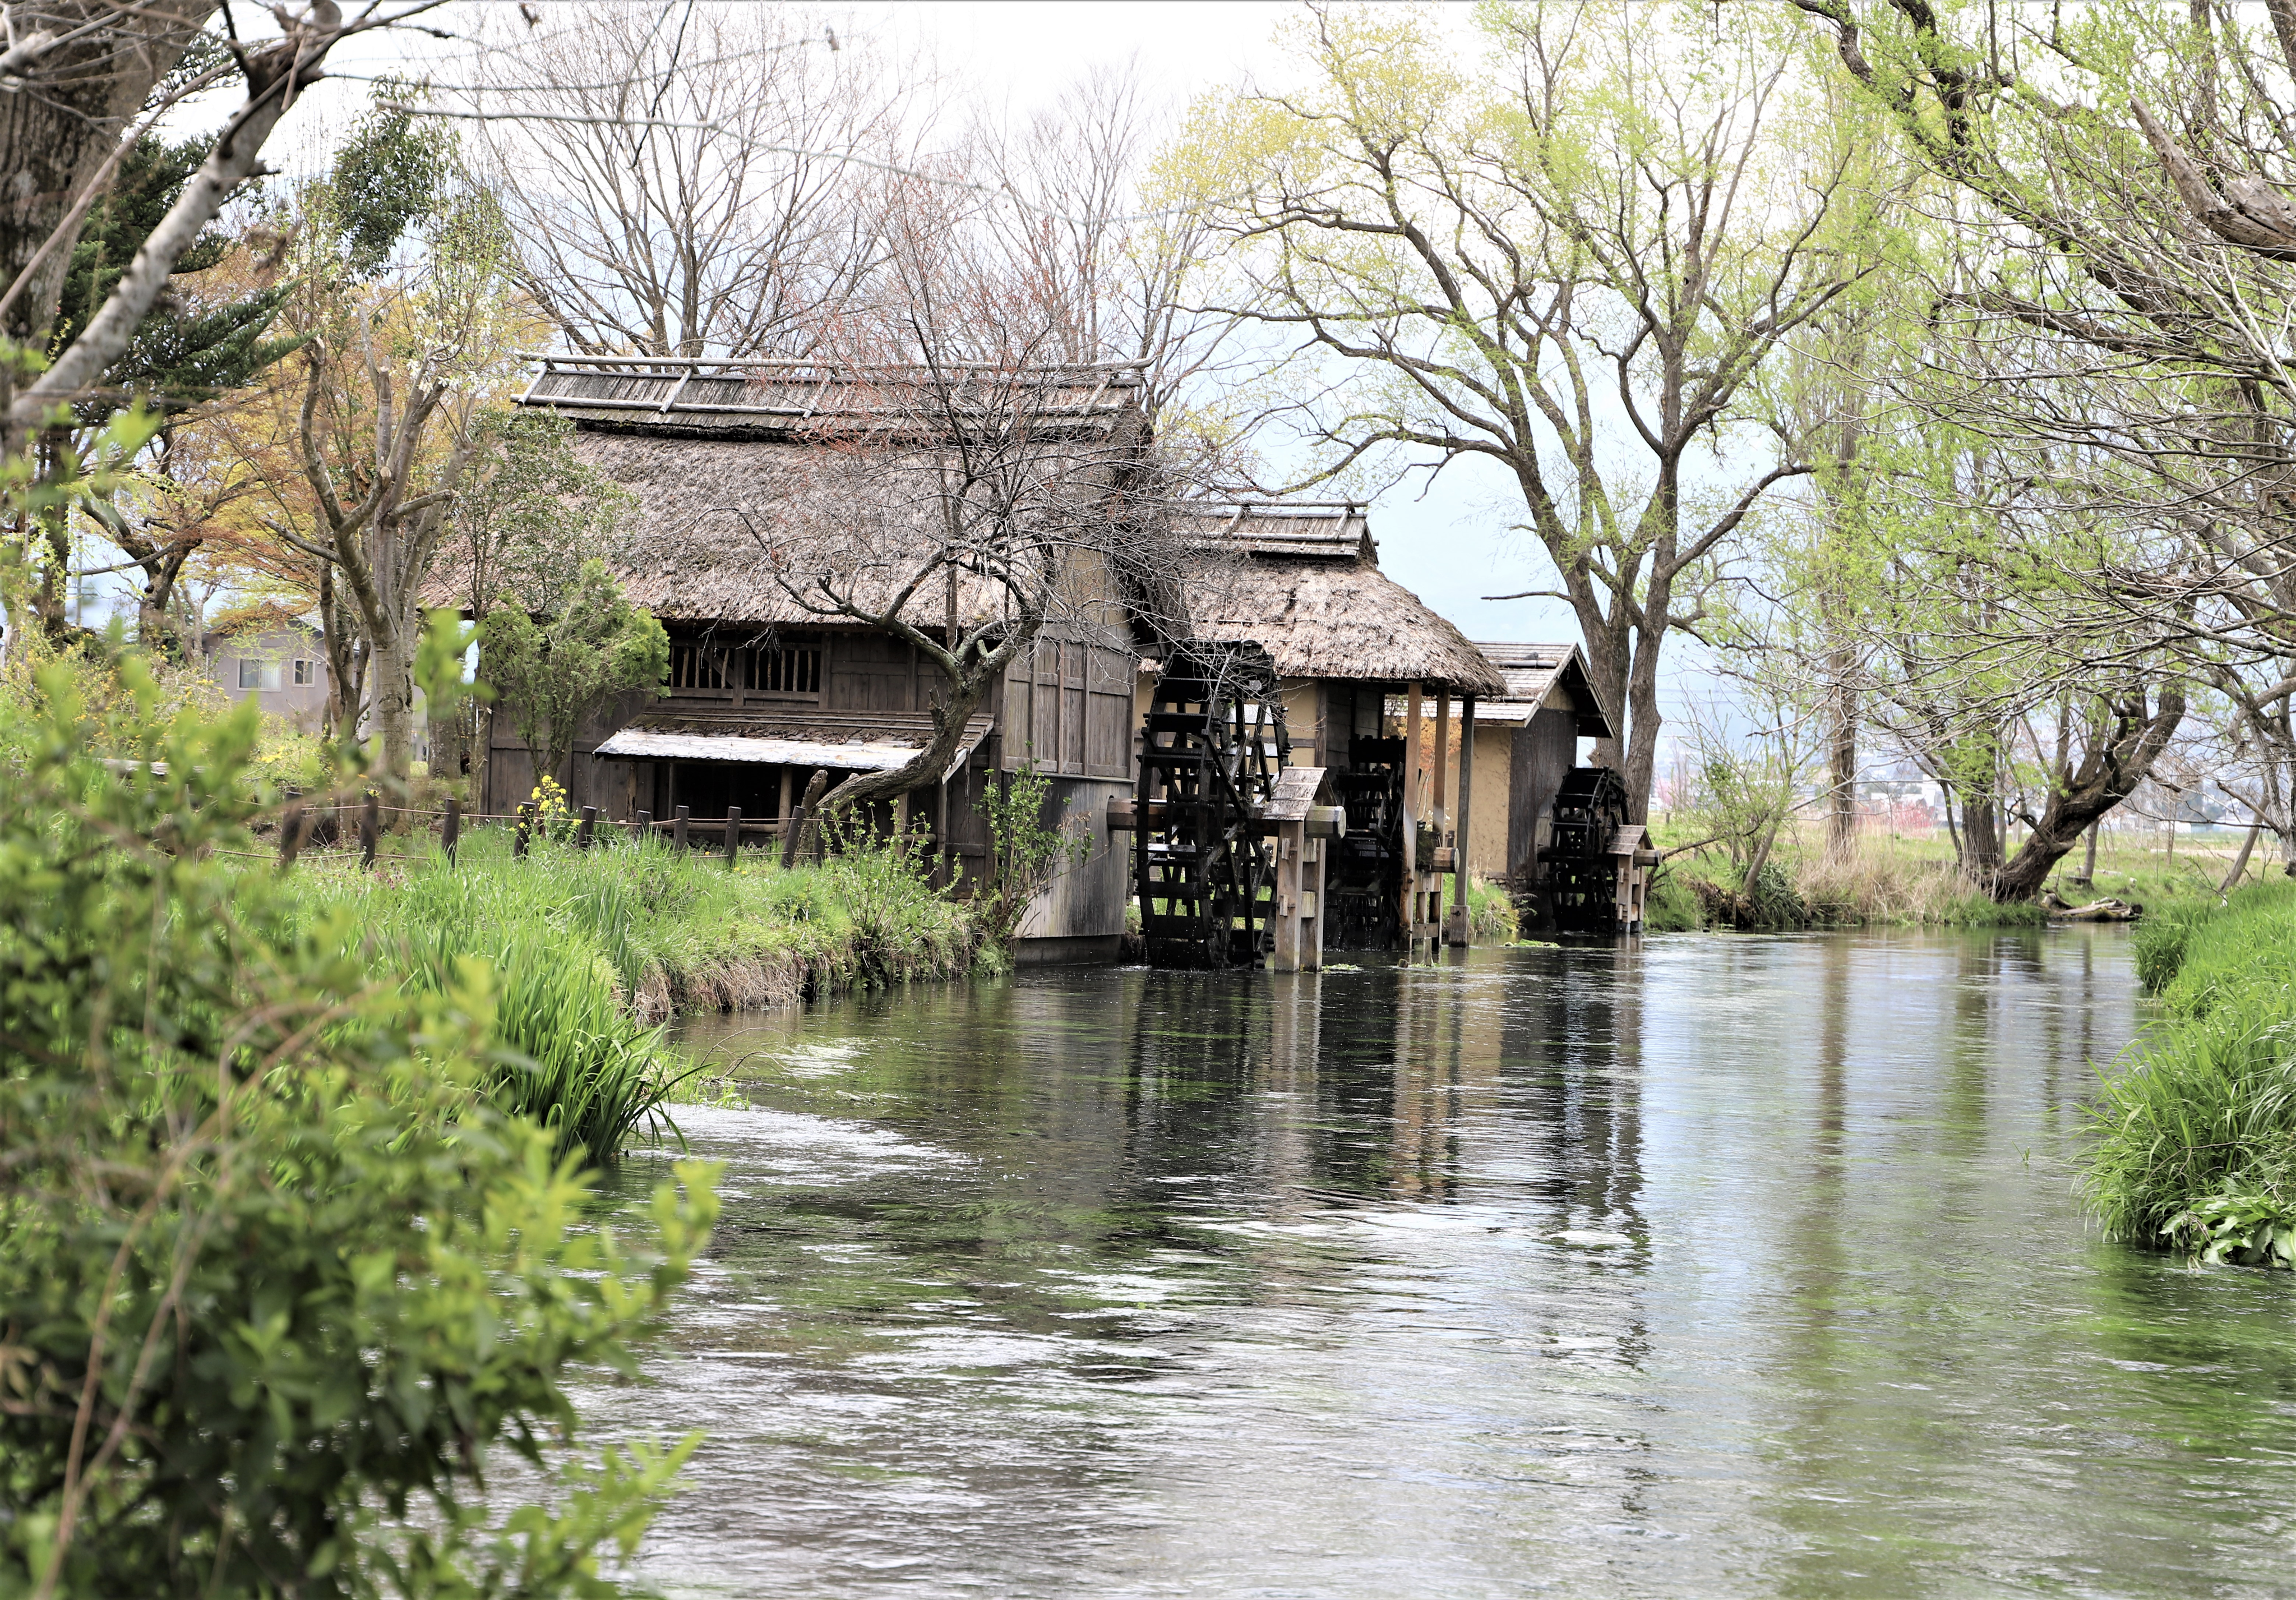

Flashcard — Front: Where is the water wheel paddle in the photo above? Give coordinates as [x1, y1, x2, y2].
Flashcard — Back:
[1135, 645, 1288, 968]
[1541, 765, 1629, 933]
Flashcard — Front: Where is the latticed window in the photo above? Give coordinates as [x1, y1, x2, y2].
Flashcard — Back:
[747, 645, 821, 696]
[667, 642, 727, 690]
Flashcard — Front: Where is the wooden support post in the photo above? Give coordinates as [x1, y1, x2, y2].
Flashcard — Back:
[1306, 827, 1327, 970]
[635, 809, 653, 848]
[576, 805, 597, 850]
[1402, 681, 1425, 947]
[442, 796, 461, 866]
[279, 799, 305, 871]
[514, 803, 532, 859]
[1272, 819, 1305, 972]
[1449, 698, 1475, 947]
[778, 767, 794, 823]
[359, 792, 379, 870]
[1432, 690, 1450, 820]
[725, 806, 742, 867]
[672, 804, 690, 854]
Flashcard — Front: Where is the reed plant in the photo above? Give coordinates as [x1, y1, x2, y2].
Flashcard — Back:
[2085, 879, 2296, 1266]
[285, 820, 980, 1159]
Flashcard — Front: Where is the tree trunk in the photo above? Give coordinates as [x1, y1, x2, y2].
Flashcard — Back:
[1993, 688, 2185, 901]
[2076, 820, 2099, 886]
[368, 623, 415, 784]
[1961, 783, 2004, 887]
[1828, 665, 1858, 856]
[2220, 818, 2263, 895]
[0, 5, 212, 345]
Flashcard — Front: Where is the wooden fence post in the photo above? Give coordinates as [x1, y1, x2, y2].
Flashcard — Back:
[359, 793, 379, 869]
[514, 803, 533, 859]
[724, 806, 742, 868]
[673, 804, 690, 853]
[442, 796, 461, 866]
[635, 809, 653, 848]
[278, 799, 305, 871]
[577, 805, 597, 850]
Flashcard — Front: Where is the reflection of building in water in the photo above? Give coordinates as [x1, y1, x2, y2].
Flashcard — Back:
[1496, 947, 1648, 1231]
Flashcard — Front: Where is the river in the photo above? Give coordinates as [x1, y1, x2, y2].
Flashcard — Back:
[578, 929, 2296, 1598]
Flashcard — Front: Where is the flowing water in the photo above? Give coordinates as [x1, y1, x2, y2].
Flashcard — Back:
[581, 930, 2296, 1598]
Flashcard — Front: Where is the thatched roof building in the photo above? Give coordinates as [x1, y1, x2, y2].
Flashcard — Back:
[1168, 504, 1506, 699]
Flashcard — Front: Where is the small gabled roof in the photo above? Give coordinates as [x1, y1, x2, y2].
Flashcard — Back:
[1471, 641, 1614, 739]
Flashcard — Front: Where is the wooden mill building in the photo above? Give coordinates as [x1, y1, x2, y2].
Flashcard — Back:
[475, 354, 1144, 963]
[1163, 504, 1508, 947]
[1464, 642, 1613, 888]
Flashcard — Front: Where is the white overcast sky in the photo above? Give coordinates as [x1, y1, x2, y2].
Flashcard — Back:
[261, 1, 1639, 674]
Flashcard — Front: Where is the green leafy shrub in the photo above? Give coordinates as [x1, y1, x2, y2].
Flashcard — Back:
[977, 763, 1093, 947]
[0, 663, 718, 1597]
[1465, 875, 1519, 942]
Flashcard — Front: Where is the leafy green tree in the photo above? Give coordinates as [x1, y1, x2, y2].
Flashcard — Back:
[0, 662, 716, 1598]
[52, 133, 299, 416]
[482, 560, 669, 790]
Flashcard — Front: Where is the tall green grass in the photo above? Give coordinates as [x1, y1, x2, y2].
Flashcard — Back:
[2085, 879, 2296, 1266]
[284, 823, 979, 1161]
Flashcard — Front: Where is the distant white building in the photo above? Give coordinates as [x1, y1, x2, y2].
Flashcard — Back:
[206, 622, 327, 732]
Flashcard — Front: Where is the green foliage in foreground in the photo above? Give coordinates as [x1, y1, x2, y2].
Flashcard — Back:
[0, 665, 718, 1598]
[2086, 880, 2296, 1267]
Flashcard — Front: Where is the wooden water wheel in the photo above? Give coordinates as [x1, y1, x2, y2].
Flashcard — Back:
[1135, 645, 1289, 967]
[1541, 765, 1629, 933]
[1327, 735, 1407, 948]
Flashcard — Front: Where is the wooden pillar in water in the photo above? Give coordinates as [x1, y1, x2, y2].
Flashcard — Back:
[1448, 698, 1475, 947]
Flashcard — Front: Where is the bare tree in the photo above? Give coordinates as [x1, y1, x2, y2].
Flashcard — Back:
[459, 3, 919, 358]
[1174, 2, 1884, 820]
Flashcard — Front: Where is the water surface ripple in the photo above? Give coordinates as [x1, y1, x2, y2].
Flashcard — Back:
[581, 929, 2296, 1598]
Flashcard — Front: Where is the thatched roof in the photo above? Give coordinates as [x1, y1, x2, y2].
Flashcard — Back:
[555, 431, 1018, 629]
[1168, 504, 1507, 698]
[1471, 642, 1614, 738]
[435, 359, 1149, 631]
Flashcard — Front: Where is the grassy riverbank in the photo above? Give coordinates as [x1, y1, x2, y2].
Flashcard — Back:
[1644, 827, 2232, 931]
[2085, 879, 2296, 1266]
[280, 825, 981, 1156]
